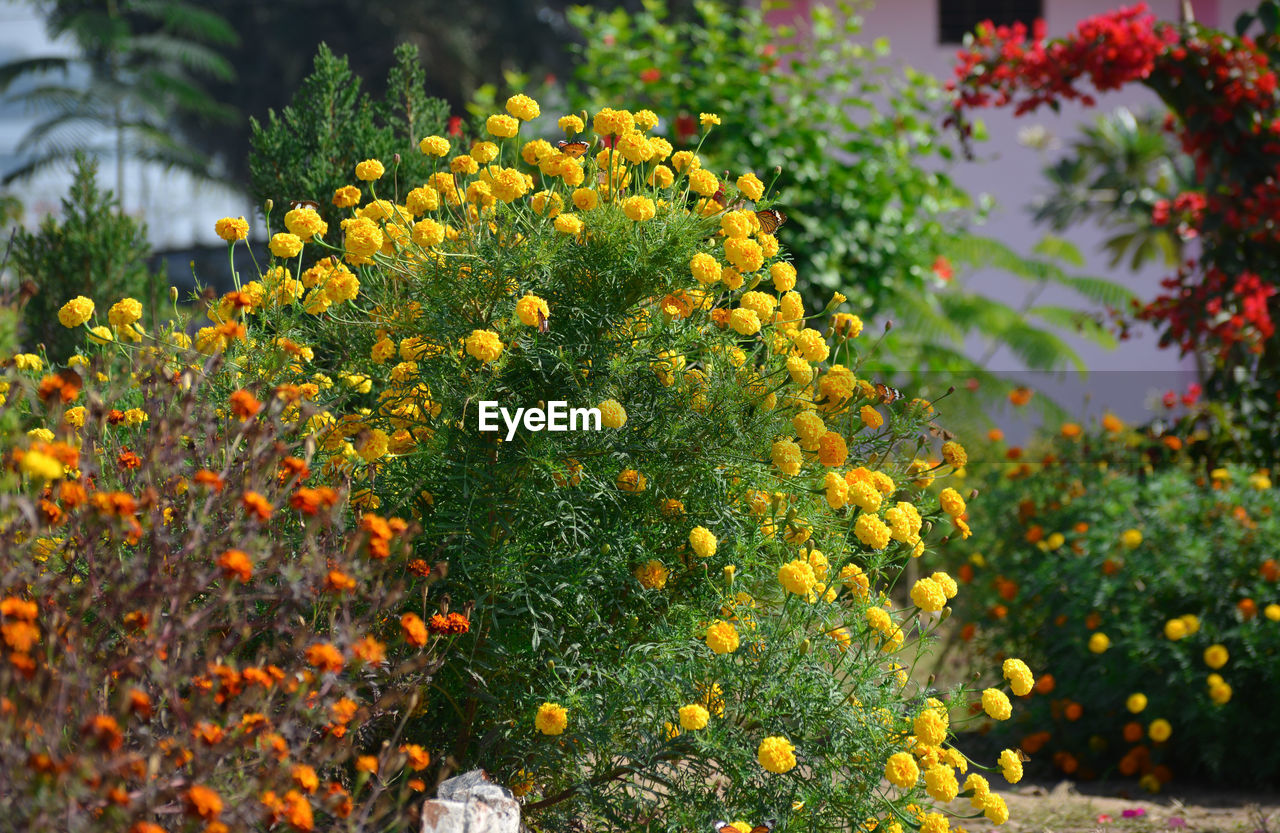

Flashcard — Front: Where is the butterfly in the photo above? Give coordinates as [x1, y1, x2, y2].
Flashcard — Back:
[289, 199, 320, 212]
[714, 821, 775, 833]
[926, 421, 956, 442]
[755, 208, 787, 234]
[557, 139, 591, 159]
[874, 382, 903, 405]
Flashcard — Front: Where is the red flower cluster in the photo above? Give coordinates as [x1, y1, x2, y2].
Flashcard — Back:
[428, 612, 470, 635]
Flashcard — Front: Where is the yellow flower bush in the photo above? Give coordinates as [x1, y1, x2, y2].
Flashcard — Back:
[4, 98, 1029, 832]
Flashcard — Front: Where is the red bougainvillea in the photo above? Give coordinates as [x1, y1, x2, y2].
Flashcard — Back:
[948, 4, 1280, 362]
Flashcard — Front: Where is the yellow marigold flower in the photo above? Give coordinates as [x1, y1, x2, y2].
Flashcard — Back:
[1121, 528, 1143, 549]
[554, 213, 583, 235]
[615, 131, 653, 164]
[729, 308, 761, 336]
[941, 440, 967, 468]
[530, 190, 563, 217]
[689, 526, 717, 558]
[1126, 692, 1148, 713]
[1204, 643, 1228, 669]
[855, 514, 891, 550]
[771, 440, 802, 477]
[1209, 680, 1232, 704]
[757, 735, 796, 773]
[19, 449, 63, 481]
[88, 325, 114, 344]
[914, 706, 948, 746]
[597, 399, 626, 429]
[215, 216, 249, 242]
[1148, 718, 1172, 742]
[647, 164, 675, 188]
[982, 689, 1012, 720]
[1088, 632, 1111, 653]
[737, 171, 764, 201]
[107, 298, 143, 329]
[486, 114, 519, 138]
[535, 702, 568, 735]
[331, 184, 361, 208]
[1265, 603, 1280, 621]
[998, 749, 1022, 784]
[818, 432, 848, 467]
[355, 159, 385, 181]
[721, 209, 754, 240]
[884, 752, 919, 788]
[777, 559, 817, 597]
[859, 405, 883, 430]
[505, 93, 540, 121]
[123, 408, 146, 426]
[823, 471, 849, 509]
[964, 773, 991, 804]
[699, 112, 721, 127]
[939, 488, 966, 518]
[284, 207, 327, 239]
[419, 136, 450, 157]
[688, 168, 718, 196]
[793, 412, 825, 451]
[911, 578, 947, 613]
[1164, 618, 1188, 640]
[690, 253, 721, 286]
[793, 328, 830, 363]
[566, 188, 597, 213]
[622, 195, 656, 222]
[58, 296, 95, 328]
[704, 619, 739, 654]
[678, 704, 709, 731]
[724, 237, 764, 272]
[765, 263, 797, 294]
[924, 763, 959, 802]
[64, 406, 87, 427]
[412, 218, 445, 247]
[341, 217, 383, 262]
[671, 150, 700, 172]
[515, 294, 549, 327]
[634, 559, 668, 589]
[465, 329, 504, 363]
[450, 154, 479, 175]
[616, 468, 647, 492]
[558, 114, 584, 134]
[983, 793, 1010, 825]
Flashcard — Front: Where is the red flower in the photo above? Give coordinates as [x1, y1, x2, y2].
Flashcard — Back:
[640, 67, 661, 83]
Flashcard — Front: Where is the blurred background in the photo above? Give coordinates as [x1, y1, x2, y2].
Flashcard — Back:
[0, 0, 1243, 440]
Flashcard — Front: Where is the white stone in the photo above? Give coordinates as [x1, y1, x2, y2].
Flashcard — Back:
[422, 770, 520, 833]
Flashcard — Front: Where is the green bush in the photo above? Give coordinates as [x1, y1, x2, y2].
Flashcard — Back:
[248, 42, 450, 239]
[9, 154, 159, 363]
[949, 421, 1280, 788]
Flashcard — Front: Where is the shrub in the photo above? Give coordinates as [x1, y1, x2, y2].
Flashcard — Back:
[248, 42, 451, 242]
[0, 343, 455, 830]
[949, 419, 1280, 788]
[206, 95, 1028, 830]
[9, 154, 159, 363]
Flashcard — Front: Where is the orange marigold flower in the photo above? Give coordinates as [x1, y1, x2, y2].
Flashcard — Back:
[217, 549, 253, 582]
[291, 764, 320, 794]
[323, 570, 356, 593]
[194, 721, 225, 745]
[242, 491, 273, 521]
[278, 456, 310, 484]
[1009, 387, 1033, 407]
[327, 782, 353, 818]
[400, 613, 429, 647]
[284, 790, 314, 832]
[356, 755, 378, 774]
[38, 373, 80, 404]
[127, 689, 152, 718]
[230, 389, 262, 420]
[1, 597, 38, 621]
[58, 479, 87, 509]
[107, 409, 126, 425]
[194, 469, 225, 491]
[401, 744, 431, 771]
[85, 714, 123, 751]
[352, 635, 386, 664]
[305, 642, 344, 673]
[131, 823, 166, 833]
[331, 698, 358, 725]
[2, 620, 39, 653]
[428, 612, 471, 635]
[291, 486, 338, 515]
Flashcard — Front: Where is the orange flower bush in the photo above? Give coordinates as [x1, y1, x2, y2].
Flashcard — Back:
[0, 352, 456, 831]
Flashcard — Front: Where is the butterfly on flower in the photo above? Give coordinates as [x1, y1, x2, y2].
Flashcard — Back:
[556, 139, 591, 159]
[289, 199, 321, 212]
[754, 208, 787, 234]
[873, 382, 903, 405]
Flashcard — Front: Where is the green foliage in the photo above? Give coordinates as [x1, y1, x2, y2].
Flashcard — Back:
[10, 153, 158, 362]
[566, 0, 1129, 408]
[0, 0, 239, 190]
[949, 425, 1280, 786]
[1032, 107, 1193, 271]
[236, 98, 1012, 831]
[248, 43, 450, 236]
[568, 0, 967, 311]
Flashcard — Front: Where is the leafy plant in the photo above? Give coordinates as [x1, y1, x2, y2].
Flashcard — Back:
[9, 153, 159, 363]
[948, 420, 1280, 787]
[0, 0, 239, 194]
[248, 42, 450, 238]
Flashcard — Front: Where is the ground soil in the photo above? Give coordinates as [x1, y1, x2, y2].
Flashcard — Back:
[968, 780, 1280, 833]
